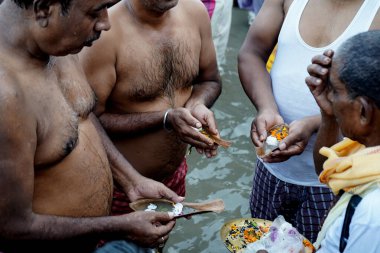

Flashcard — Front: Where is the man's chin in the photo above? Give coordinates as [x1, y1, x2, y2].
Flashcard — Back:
[64, 46, 84, 55]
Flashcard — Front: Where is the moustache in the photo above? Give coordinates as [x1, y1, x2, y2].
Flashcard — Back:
[84, 33, 101, 45]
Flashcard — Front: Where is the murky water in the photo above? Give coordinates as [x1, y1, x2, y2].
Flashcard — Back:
[165, 8, 257, 253]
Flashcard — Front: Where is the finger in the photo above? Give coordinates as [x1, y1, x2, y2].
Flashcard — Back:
[204, 148, 217, 158]
[177, 109, 202, 129]
[311, 54, 331, 66]
[272, 143, 303, 157]
[202, 112, 218, 135]
[263, 155, 290, 163]
[305, 76, 322, 92]
[157, 186, 184, 204]
[251, 128, 262, 147]
[196, 147, 204, 154]
[323, 49, 334, 57]
[307, 63, 328, 77]
[155, 219, 176, 234]
[209, 148, 217, 157]
[204, 150, 212, 158]
[254, 119, 268, 142]
[183, 136, 213, 149]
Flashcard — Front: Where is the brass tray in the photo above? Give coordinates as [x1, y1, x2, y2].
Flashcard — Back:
[220, 218, 314, 253]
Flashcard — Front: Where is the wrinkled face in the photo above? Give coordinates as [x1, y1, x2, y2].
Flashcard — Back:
[141, 0, 179, 13]
[327, 59, 359, 139]
[41, 0, 119, 56]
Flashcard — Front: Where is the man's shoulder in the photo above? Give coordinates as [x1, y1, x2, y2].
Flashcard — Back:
[0, 60, 33, 109]
[353, 188, 380, 223]
[178, 0, 209, 16]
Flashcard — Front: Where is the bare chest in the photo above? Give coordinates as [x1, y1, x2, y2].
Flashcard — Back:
[113, 34, 200, 104]
[32, 59, 96, 167]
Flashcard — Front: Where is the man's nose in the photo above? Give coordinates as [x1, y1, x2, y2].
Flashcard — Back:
[95, 10, 111, 32]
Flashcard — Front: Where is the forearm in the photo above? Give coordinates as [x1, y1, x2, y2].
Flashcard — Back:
[99, 110, 165, 135]
[185, 80, 221, 109]
[314, 114, 340, 175]
[238, 51, 278, 112]
[303, 114, 322, 134]
[89, 113, 141, 185]
[0, 212, 129, 241]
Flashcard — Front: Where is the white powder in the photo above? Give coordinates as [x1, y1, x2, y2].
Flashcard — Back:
[168, 203, 183, 216]
[145, 203, 158, 212]
[266, 136, 279, 146]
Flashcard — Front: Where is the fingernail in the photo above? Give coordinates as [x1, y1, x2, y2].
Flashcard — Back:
[279, 143, 286, 150]
[195, 122, 202, 128]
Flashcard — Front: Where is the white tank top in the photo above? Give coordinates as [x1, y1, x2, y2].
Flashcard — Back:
[263, 0, 380, 186]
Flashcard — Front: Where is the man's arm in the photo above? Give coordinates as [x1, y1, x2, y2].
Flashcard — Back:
[79, 28, 168, 135]
[0, 83, 176, 247]
[88, 113, 184, 203]
[237, 0, 285, 146]
[0, 83, 118, 240]
[306, 50, 340, 175]
[184, 0, 222, 134]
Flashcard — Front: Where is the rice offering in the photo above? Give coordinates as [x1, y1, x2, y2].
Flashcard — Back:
[256, 124, 289, 157]
[144, 203, 158, 212]
[144, 202, 183, 216]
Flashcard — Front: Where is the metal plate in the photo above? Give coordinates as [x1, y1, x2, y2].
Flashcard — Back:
[220, 218, 314, 253]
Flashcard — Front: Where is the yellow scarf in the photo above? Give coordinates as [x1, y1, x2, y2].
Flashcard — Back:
[314, 138, 380, 249]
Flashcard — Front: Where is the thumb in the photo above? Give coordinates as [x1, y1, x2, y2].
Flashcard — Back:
[159, 185, 185, 204]
[153, 211, 175, 222]
[278, 134, 296, 151]
[256, 120, 268, 142]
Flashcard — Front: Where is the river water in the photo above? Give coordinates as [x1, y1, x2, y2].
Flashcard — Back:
[165, 7, 257, 253]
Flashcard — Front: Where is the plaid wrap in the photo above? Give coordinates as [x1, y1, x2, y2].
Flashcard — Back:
[250, 160, 334, 243]
[111, 158, 188, 215]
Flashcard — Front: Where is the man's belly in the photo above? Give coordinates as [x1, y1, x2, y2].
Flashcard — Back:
[112, 129, 188, 181]
[33, 119, 113, 217]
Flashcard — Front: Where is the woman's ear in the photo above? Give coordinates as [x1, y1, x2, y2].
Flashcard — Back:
[358, 96, 374, 126]
[33, 0, 54, 28]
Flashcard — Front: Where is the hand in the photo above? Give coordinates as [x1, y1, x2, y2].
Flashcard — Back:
[190, 103, 220, 158]
[306, 49, 334, 116]
[122, 211, 175, 248]
[263, 116, 319, 163]
[125, 175, 184, 203]
[251, 109, 284, 147]
[167, 106, 218, 154]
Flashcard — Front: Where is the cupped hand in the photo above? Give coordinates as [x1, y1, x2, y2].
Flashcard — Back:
[306, 49, 334, 116]
[126, 176, 184, 204]
[123, 211, 175, 248]
[251, 109, 284, 147]
[263, 116, 319, 163]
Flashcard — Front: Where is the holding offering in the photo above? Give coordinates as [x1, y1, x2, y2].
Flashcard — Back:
[256, 124, 289, 157]
[130, 198, 225, 219]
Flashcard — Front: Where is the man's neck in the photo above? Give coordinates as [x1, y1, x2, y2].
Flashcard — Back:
[124, 0, 172, 25]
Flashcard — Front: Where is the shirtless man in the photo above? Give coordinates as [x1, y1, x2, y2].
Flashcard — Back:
[80, 0, 221, 214]
[238, 0, 380, 242]
[0, 0, 182, 252]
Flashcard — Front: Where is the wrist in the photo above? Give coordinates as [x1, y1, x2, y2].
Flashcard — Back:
[163, 109, 173, 132]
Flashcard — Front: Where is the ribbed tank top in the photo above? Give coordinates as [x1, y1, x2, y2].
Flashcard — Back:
[263, 0, 380, 186]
